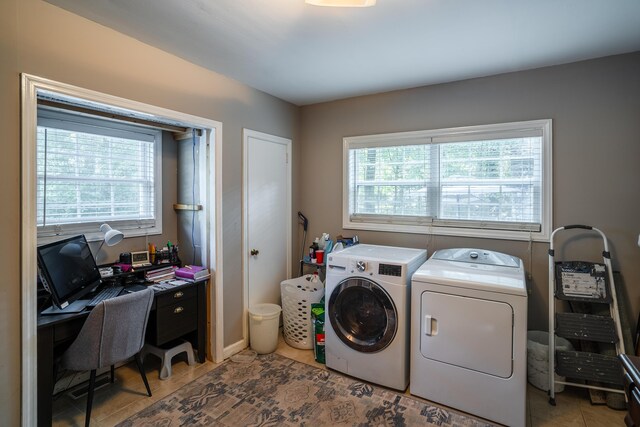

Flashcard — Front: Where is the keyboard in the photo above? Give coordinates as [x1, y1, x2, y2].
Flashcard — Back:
[86, 286, 124, 307]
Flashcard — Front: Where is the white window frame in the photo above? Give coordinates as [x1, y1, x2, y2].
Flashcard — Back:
[36, 108, 163, 243]
[342, 119, 553, 242]
[22, 74, 225, 427]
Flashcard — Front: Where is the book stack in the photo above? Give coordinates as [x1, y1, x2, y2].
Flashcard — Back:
[175, 265, 210, 282]
[145, 265, 178, 283]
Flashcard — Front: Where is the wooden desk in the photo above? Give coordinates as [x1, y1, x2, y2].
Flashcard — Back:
[37, 281, 207, 427]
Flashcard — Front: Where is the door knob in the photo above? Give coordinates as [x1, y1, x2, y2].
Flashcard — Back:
[251, 249, 259, 256]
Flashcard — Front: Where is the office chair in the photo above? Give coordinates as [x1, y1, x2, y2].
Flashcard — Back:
[58, 288, 154, 427]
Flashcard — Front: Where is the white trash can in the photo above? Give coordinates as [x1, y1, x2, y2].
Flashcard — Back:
[249, 303, 282, 354]
[527, 330, 574, 392]
[281, 275, 324, 349]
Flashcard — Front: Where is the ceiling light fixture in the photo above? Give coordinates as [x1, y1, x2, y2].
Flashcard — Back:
[305, 0, 376, 7]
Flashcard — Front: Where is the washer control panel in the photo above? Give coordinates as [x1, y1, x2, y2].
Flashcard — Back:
[379, 263, 402, 277]
[348, 260, 372, 275]
[347, 260, 404, 279]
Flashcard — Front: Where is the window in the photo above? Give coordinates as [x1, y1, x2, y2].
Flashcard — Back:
[343, 120, 552, 241]
[37, 108, 163, 240]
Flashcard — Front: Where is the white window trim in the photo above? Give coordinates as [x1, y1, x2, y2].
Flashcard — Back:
[36, 108, 163, 244]
[342, 119, 553, 242]
[22, 74, 225, 427]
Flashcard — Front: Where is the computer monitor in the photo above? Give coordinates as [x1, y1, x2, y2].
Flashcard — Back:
[37, 234, 101, 309]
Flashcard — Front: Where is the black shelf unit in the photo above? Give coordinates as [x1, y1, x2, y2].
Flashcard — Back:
[299, 259, 325, 279]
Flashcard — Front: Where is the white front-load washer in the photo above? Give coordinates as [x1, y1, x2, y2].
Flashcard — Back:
[325, 244, 427, 390]
[410, 248, 528, 427]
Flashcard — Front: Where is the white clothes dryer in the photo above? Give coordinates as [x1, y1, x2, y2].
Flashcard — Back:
[410, 248, 528, 427]
[325, 244, 427, 390]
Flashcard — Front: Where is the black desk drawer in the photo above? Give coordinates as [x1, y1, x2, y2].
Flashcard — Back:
[149, 297, 198, 345]
[54, 317, 85, 342]
[156, 286, 197, 308]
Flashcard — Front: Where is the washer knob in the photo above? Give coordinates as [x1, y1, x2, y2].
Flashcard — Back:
[356, 260, 366, 272]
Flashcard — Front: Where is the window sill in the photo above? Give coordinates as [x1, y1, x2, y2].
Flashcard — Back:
[343, 220, 550, 242]
[37, 225, 163, 245]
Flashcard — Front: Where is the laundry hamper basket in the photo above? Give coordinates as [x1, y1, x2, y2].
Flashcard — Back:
[281, 275, 324, 349]
[527, 330, 573, 392]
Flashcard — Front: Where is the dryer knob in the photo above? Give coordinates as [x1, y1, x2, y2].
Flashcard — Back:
[356, 260, 366, 272]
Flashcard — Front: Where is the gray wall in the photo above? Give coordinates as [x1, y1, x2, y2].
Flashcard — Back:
[0, 0, 299, 423]
[299, 52, 640, 332]
[2, 1, 639, 423]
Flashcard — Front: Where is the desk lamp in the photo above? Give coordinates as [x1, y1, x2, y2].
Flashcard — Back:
[95, 223, 124, 264]
[100, 223, 124, 247]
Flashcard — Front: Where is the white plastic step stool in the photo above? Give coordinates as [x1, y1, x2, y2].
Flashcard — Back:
[141, 340, 195, 380]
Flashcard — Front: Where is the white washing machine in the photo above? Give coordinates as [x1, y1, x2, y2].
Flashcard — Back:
[410, 248, 528, 427]
[325, 244, 427, 390]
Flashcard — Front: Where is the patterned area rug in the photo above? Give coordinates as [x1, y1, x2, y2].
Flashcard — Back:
[119, 353, 492, 426]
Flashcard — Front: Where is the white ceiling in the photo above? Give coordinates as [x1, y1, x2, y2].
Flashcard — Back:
[46, 0, 640, 106]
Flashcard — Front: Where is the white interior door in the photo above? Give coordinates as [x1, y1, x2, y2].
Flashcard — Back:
[244, 129, 291, 315]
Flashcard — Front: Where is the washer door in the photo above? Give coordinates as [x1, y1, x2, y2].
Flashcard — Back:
[328, 277, 397, 353]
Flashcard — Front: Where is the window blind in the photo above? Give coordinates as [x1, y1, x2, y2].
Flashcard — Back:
[349, 142, 435, 218]
[437, 137, 542, 228]
[36, 115, 158, 230]
[348, 134, 543, 231]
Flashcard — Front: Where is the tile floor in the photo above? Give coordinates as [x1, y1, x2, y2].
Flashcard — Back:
[52, 333, 627, 426]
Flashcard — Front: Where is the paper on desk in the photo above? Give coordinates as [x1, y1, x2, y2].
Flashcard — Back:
[150, 279, 188, 291]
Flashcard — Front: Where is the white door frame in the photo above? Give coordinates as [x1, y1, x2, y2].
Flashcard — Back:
[20, 74, 224, 426]
[240, 129, 292, 352]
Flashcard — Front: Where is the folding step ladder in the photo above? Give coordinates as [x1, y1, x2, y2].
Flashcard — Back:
[548, 225, 626, 405]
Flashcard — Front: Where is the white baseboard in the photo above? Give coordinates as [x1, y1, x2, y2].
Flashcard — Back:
[223, 339, 248, 359]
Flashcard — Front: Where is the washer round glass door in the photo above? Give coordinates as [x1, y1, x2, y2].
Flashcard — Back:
[328, 277, 397, 353]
